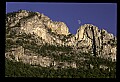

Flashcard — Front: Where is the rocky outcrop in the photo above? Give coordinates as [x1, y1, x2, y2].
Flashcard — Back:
[5, 46, 53, 67]
[6, 10, 69, 35]
[6, 10, 70, 46]
[75, 24, 117, 62]
[47, 21, 70, 35]
[5, 46, 77, 69]
[6, 10, 117, 64]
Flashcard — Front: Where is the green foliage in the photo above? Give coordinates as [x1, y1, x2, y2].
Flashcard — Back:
[5, 38, 14, 52]
[6, 12, 16, 18]
[5, 58, 116, 78]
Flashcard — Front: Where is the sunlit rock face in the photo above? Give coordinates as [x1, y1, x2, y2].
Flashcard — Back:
[75, 24, 117, 61]
[6, 10, 70, 45]
[6, 9, 117, 68]
[5, 46, 77, 69]
[47, 21, 70, 35]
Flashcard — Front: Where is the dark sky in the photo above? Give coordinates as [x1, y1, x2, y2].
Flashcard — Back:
[6, 2, 117, 36]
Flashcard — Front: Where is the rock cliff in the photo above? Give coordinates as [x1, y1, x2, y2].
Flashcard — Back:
[5, 10, 117, 70]
[75, 24, 117, 61]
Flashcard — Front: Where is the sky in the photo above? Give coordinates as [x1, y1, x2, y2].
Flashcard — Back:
[6, 2, 117, 36]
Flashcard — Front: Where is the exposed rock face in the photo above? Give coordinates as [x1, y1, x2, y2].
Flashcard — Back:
[5, 46, 53, 67]
[75, 24, 117, 61]
[99, 65, 109, 70]
[5, 46, 77, 69]
[5, 10, 117, 69]
[6, 10, 69, 35]
[47, 21, 69, 35]
[6, 10, 70, 46]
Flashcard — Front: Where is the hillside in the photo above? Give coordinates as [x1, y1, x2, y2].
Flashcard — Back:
[5, 10, 117, 78]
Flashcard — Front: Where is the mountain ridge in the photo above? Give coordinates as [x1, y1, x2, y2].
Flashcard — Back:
[5, 10, 117, 77]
